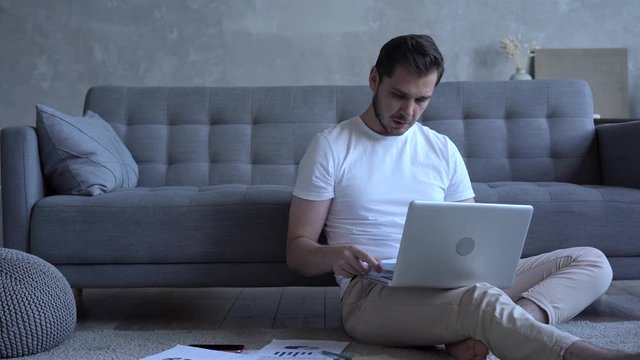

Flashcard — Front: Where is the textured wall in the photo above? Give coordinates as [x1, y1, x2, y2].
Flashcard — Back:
[1, 0, 639, 130]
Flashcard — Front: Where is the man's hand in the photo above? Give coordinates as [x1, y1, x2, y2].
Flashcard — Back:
[331, 245, 383, 278]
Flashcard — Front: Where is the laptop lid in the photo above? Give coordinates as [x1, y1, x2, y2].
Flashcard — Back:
[388, 201, 533, 288]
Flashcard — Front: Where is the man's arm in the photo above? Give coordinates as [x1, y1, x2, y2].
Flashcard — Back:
[458, 198, 475, 203]
[286, 196, 382, 277]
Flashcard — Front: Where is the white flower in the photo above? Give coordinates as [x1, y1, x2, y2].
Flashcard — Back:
[500, 35, 538, 70]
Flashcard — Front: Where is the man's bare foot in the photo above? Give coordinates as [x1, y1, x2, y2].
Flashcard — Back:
[445, 338, 489, 360]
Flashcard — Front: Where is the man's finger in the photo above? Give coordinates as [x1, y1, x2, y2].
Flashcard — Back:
[339, 261, 365, 277]
[351, 248, 382, 272]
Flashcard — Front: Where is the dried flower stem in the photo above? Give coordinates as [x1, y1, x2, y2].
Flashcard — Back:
[500, 35, 537, 70]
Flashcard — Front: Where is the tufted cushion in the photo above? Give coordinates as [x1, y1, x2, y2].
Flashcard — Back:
[84, 86, 369, 187]
[83, 81, 597, 188]
[423, 81, 599, 184]
[35, 104, 139, 195]
[0, 248, 76, 358]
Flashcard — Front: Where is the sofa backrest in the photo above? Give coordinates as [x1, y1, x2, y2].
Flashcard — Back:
[84, 80, 598, 187]
[424, 80, 599, 184]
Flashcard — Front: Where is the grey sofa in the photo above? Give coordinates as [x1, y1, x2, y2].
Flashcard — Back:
[3, 80, 640, 288]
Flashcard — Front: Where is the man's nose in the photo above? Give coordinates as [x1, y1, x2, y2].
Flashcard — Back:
[400, 100, 415, 118]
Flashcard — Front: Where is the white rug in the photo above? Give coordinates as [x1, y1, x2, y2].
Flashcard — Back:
[16, 321, 640, 360]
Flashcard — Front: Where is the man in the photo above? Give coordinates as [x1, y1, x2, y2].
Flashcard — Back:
[286, 34, 639, 360]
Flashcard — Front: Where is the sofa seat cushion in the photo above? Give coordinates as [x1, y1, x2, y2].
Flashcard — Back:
[30, 185, 292, 264]
[31, 181, 640, 265]
[473, 182, 640, 257]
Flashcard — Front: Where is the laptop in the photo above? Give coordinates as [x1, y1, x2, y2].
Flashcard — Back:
[365, 201, 533, 289]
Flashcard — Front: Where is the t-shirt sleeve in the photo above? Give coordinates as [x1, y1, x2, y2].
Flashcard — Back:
[293, 133, 335, 201]
[444, 139, 475, 202]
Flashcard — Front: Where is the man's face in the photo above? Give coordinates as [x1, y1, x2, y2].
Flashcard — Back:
[369, 65, 438, 136]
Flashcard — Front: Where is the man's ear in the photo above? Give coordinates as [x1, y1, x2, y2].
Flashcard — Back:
[369, 66, 379, 91]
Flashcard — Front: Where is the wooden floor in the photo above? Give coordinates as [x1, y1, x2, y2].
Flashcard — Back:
[75, 280, 640, 331]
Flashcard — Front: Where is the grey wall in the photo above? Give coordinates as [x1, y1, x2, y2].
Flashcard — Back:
[1, 0, 639, 129]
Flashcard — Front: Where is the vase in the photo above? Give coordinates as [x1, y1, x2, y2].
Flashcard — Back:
[510, 67, 532, 80]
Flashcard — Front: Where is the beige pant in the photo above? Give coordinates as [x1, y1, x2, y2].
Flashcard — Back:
[342, 247, 613, 360]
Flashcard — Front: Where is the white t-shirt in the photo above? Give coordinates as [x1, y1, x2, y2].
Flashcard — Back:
[293, 116, 475, 294]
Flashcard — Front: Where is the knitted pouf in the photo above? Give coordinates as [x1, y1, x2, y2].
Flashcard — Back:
[0, 248, 76, 358]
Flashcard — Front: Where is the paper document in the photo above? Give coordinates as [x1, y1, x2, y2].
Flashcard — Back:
[251, 339, 349, 360]
[140, 339, 349, 360]
[140, 344, 244, 360]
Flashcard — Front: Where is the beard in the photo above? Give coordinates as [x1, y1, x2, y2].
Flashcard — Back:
[372, 90, 412, 136]
[372, 90, 392, 135]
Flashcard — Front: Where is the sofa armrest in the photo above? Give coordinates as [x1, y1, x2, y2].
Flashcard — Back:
[597, 121, 640, 188]
[1, 126, 45, 251]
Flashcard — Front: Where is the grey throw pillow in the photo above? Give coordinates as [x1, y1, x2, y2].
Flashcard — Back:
[36, 104, 138, 196]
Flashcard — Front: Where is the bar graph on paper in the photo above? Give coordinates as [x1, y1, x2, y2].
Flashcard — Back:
[258, 351, 327, 359]
[273, 351, 315, 356]
[253, 340, 349, 360]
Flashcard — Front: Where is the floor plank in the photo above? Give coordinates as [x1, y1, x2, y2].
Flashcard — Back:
[174, 288, 241, 330]
[325, 287, 342, 329]
[76, 288, 161, 331]
[611, 280, 640, 298]
[75, 281, 640, 330]
[221, 288, 283, 329]
[274, 287, 325, 328]
[115, 288, 239, 330]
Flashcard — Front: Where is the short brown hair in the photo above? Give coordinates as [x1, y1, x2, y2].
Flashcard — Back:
[374, 34, 445, 85]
